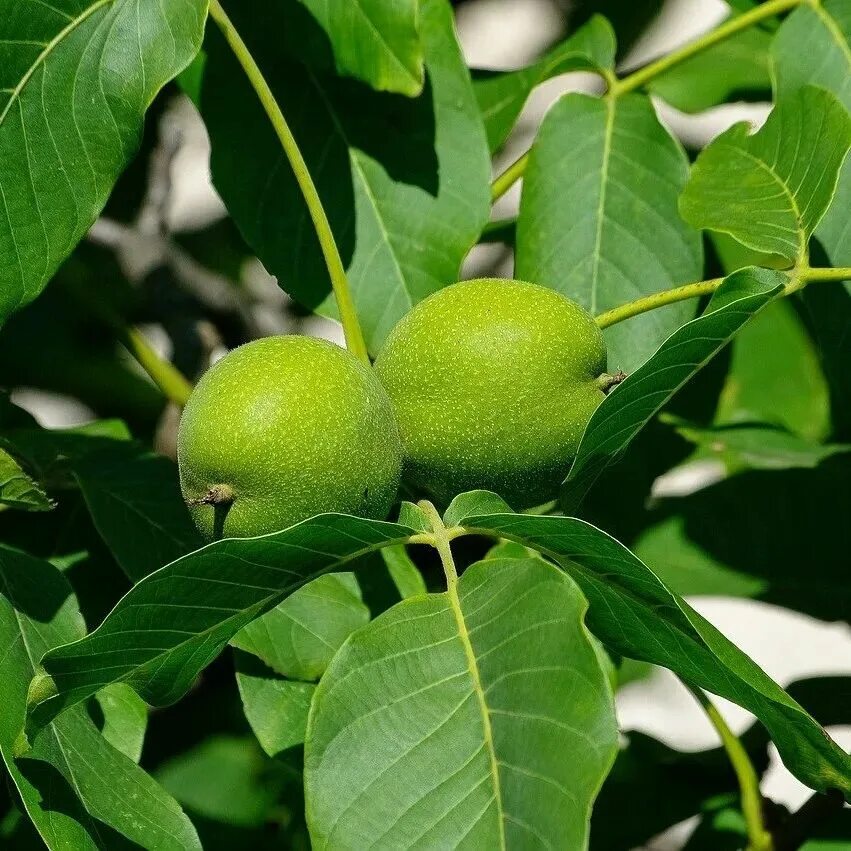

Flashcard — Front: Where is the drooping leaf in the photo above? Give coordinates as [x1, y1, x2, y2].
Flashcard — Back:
[235, 652, 315, 757]
[634, 454, 851, 622]
[473, 15, 616, 152]
[0, 546, 199, 850]
[202, 0, 490, 354]
[305, 557, 618, 848]
[561, 267, 786, 511]
[680, 86, 851, 261]
[0, 448, 52, 511]
[298, 0, 424, 96]
[648, 26, 772, 113]
[232, 572, 369, 680]
[516, 92, 703, 370]
[446, 495, 851, 799]
[0, 0, 207, 323]
[667, 420, 849, 472]
[73, 444, 203, 582]
[28, 514, 416, 729]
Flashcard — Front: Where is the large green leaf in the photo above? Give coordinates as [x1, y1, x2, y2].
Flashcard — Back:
[648, 26, 772, 113]
[680, 86, 851, 262]
[298, 0, 423, 96]
[0, 448, 52, 511]
[28, 514, 415, 729]
[516, 92, 703, 370]
[0, 0, 207, 323]
[202, 0, 490, 354]
[473, 15, 615, 152]
[634, 454, 851, 622]
[0, 546, 199, 850]
[446, 495, 851, 799]
[561, 268, 786, 511]
[232, 572, 369, 680]
[305, 556, 618, 848]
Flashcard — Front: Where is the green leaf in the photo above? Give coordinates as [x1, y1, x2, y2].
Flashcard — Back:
[561, 267, 786, 511]
[232, 573, 370, 680]
[381, 544, 427, 598]
[447, 502, 851, 799]
[28, 514, 415, 729]
[0, 546, 199, 850]
[634, 455, 851, 622]
[680, 86, 851, 261]
[304, 557, 618, 848]
[94, 683, 147, 764]
[668, 420, 849, 472]
[157, 735, 283, 828]
[648, 26, 771, 113]
[297, 0, 423, 96]
[235, 652, 315, 757]
[0, 0, 207, 323]
[73, 444, 203, 582]
[473, 15, 616, 152]
[516, 92, 703, 370]
[0, 448, 52, 511]
[202, 0, 490, 354]
[715, 298, 831, 441]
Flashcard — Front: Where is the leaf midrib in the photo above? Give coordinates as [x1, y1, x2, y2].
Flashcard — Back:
[0, 0, 115, 127]
[446, 579, 506, 849]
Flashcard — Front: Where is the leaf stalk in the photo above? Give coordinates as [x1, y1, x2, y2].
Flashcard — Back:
[207, 0, 370, 364]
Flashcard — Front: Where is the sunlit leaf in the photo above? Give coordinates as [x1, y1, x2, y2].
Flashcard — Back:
[680, 86, 851, 261]
[0, 448, 52, 512]
[516, 92, 703, 370]
[0, 0, 207, 323]
[305, 557, 617, 848]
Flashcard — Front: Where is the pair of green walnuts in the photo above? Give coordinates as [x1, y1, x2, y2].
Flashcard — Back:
[178, 278, 615, 539]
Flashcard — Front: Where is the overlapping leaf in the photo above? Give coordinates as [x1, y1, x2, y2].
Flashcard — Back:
[202, 0, 490, 353]
[680, 86, 851, 261]
[28, 514, 415, 729]
[516, 92, 703, 370]
[298, 0, 423, 95]
[473, 15, 615, 152]
[561, 267, 786, 510]
[0, 0, 207, 323]
[0, 448, 52, 511]
[232, 573, 369, 680]
[305, 557, 617, 848]
[447, 494, 851, 799]
[0, 546, 199, 850]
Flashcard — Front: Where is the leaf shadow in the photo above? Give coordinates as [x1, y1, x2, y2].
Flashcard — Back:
[14, 757, 141, 849]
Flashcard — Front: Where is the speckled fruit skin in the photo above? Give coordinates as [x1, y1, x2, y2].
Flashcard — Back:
[374, 278, 608, 508]
[178, 336, 403, 539]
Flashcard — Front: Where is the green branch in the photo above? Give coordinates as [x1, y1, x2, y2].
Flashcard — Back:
[594, 266, 851, 329]
[490, 0, 805, 201]
[121, 328, 193, 407]
[686, 684, 773, 851]
[208, 0, 370, 364]
[595, 278, 724, 329]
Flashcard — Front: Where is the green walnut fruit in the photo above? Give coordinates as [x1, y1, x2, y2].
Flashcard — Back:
[374, 278, 616, 508]
[178, 336, 403, 539]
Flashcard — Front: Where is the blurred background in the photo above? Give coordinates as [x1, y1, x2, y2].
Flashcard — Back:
[2, 1, 848, 848]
